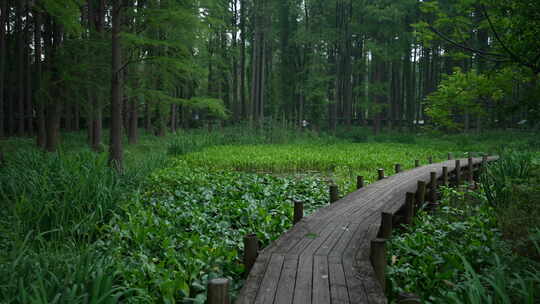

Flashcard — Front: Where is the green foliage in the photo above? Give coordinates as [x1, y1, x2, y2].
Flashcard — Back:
[480, 151, 540, 257]
[480, 151, 534, 208]
[388, 151, 540, 303]
[107, 161, 328, 302]
[387, 187, 505, 302]
[0, 243, 132, 304]
[167, 125, 322, 156]
[444, 253, 540, 304]
[40, 0, 84, 35]
[425, 69, 496, 131]
[0, 151, 122, 242]
[0, 133, 169, 304]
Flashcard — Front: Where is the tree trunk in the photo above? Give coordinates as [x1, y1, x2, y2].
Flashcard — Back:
[43, 15, 64, 152]
[128, 98, 138, 144]
[0, 0, 7, 138]
[25, 0, 33, 136]
[16, 0, 25, 136]
[145, 103, 151, 133]
[109, 2, 124, 171]
[239, 0, 247, 119]
[88, 0, 105, 152]
[170, 104, 177, 133]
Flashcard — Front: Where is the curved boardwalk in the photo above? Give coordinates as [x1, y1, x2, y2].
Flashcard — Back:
[236, 157, 497, 304]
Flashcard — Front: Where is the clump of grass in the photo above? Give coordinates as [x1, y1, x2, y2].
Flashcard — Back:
[0, 150, 122, 242]
[445, 252, 540, 304]
[0, 239, 135, 304]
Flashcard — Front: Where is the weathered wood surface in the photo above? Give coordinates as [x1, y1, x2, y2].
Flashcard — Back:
[236, 157, 497, 304]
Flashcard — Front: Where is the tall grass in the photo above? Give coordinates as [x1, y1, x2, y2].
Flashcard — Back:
[445, 251, 540, 303]
[0, 241, 134, 304]
[481, 150, 535, 208]
[0, 150, 121, 242]
[0, 135, 168, 304]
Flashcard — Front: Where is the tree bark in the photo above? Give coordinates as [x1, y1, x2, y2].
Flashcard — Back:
[0, 0, 7, 138]
[44, 20, 63, 152]
[25, 0, 33, 136]
[88, 0, 105, 151]
[16, 0, 25, 136]
[109, 2, 124, 171]
[128, 98, 138, 144]
[239, 0, 247, 119]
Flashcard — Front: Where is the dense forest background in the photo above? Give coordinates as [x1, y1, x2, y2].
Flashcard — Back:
[1, 0, 539, 169]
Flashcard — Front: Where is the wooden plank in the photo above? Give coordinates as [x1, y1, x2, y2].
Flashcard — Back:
[236, 253, 273, 304]
[355, 224, 387, 304]
[315, 223, 351, 256]
[288, 221, 337, 256]
[254, 254, 285, 304]
[292, 255, 313, 304]
[329, 262, 350, 304]
[341, 217, 379, 303]
[274, 255, 299, 304]
[272, 220, 326, 254]
[313, 255, 330, 304]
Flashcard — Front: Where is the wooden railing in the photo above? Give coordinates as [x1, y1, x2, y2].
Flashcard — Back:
[206, 155, 497, 304]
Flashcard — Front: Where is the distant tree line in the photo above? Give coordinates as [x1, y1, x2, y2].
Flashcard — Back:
[0, 0, 538, 169]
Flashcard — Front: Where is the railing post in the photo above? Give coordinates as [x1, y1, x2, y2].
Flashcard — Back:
[330, 184, 339, 203]
[455, 160, 461, 185]
[405, 192, 415, 225]
[243, 234, 259, 274]
[378, 169, 385, 180]
[395, 163, 402, 174]
[356, 176, 364, 189]
[428, 156, 433, 164]
[416, 181, 426, 208]
[442, 166, 449, 186]
[429, 171, 437, 202]
[448, 152, 452, 160]
[370, 238, 387, 292]
[414, 160, 420, 168]
[293, 200, 303, 224]
[379, 212, 393, 238]
[207, 278, 229, 304]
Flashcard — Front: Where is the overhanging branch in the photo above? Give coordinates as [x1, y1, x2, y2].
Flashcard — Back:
[427, 25, 509, 63]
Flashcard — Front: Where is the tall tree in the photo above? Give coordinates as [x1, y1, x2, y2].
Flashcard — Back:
[109, 0, 124, 171]
[0, 0, 7, 139]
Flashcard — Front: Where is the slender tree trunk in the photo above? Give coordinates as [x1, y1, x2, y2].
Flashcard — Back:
[74, 103, 80, 131]
[0, 0, 7, 138]
[109, 2, 124, 171]
[89, 0, 105, 151]
[16, 0, 25, 136]
[128, 98, 138, 144]
[25, 0, 33, 136]
[240, 0, 247, 119]
[170, 104, 177, 133]
[45, 102, 61, 152]
[44, 21, 63, 152]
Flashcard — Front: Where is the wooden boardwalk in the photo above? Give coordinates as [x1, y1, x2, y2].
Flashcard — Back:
[236, 157, 496, 304]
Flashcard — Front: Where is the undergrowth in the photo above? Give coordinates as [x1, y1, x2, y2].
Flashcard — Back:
[387, 151, 540, 303]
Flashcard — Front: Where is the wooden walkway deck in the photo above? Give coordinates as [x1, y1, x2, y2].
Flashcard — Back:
[236, 157, 496, 304]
